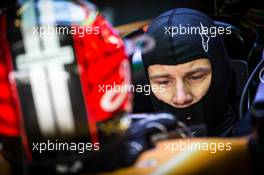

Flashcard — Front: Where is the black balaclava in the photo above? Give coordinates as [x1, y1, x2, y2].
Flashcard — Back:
[142, 8, 236, 136]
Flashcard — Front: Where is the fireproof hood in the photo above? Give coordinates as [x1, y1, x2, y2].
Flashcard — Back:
[142, 8, 236, 136]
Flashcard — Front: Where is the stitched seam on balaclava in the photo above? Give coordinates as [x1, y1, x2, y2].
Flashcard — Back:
[167, 9, 177, 61]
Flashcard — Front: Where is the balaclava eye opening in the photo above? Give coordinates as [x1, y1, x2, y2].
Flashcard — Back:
[142, 8, 236, 136]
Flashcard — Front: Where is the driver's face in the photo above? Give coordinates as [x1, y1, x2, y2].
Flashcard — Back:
[148, 58, 212, 108]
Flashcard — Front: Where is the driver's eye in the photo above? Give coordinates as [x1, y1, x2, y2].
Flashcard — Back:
[153, 79, 173, 86]
[190, 75, 203, 80]
[156, 80, 170, 85]
[187, 74, 206, 83]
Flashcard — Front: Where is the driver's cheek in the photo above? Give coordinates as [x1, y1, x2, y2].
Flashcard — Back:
[154, 86, 174, 104]
[189, 78, 211, 103]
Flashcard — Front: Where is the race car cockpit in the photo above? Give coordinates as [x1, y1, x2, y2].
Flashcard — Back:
[0, 0, 264, 174]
